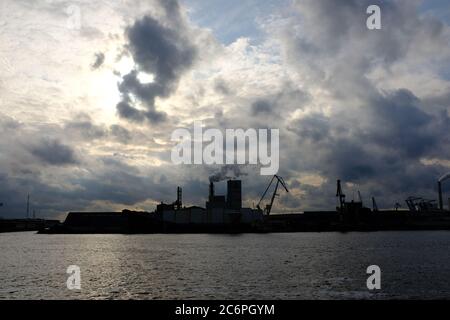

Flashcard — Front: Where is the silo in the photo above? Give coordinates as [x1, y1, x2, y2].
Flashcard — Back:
[226, 180, 242, 210]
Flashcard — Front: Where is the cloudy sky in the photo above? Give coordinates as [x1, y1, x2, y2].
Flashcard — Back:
[1, 0, 450, 219]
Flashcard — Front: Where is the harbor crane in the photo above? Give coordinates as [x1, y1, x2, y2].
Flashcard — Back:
[372, 197, 379, 212]
[357, 191, 363, 204]
[336, 180, 346, 211]
[257, 175, 289, 215]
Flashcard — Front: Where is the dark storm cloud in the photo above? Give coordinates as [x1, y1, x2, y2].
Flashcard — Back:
[288, 0, 448, 94]
[251, 99, 273, 115]
[0, 157, 178, 219]
[297, 89, 445, 174]
[284, 87, 450, 210]
[69, 158, 206, 209]
[288, 113, 330, 143]
[365, 89, 436, 158]
[110, 124, 132, 144]
[117, 70, 169, 123]
[64, 116, 136, 145]
[74, 170, 153, 205]
[65, 117, 106, 140]
[267, 0, 450, 210]
[28, 139, 78, 166]
[91, 52, 105, 69]
[246, 85, 310, 127]
[324, 140, 376, 181]
[125, 13, 196, 87]
[292, 0, 404, 61]
[0, 125, 201, 217]
[116, 0, 197, 124]
[116, 98, 145, 123]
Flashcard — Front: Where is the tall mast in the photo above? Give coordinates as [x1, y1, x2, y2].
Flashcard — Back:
[26, 194, 30, 219]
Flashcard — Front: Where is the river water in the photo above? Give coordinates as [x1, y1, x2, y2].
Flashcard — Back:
[0, 231, 449, 299]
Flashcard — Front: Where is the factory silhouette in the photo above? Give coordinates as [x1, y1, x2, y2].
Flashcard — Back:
[37, 171, 450, 234]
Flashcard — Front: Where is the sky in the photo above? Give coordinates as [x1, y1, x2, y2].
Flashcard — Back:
[1, 0, 450, 219]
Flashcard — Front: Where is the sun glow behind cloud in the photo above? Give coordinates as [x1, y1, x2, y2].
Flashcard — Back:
[87, 70, 122, 124]
[137, 72, 155, 84]
[115, 56, 135, 77]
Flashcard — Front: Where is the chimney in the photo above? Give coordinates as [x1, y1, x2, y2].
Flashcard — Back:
[209, 182, 215, 202]
[438, 181, 443, 210]
[26, 194, 30, 219]
[176, 187, 182, 210]
[226, 180, 242, 210]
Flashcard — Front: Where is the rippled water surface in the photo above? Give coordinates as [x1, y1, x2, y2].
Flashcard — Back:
[1, 231, 450, 299]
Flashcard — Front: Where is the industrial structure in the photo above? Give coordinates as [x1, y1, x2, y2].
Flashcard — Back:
[39, 173, 450, 234]
[155, 179, 264, 228]
[438, 172, 450, 211]
[257, 175, 289, 215]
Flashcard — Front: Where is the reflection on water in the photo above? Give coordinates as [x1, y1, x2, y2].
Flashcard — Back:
[0, 231, 450, 299]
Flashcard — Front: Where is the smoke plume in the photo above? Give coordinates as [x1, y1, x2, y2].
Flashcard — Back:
[209, 165, 247, 183]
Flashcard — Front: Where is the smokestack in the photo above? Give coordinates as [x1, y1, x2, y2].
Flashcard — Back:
[26, 194, 30, 219]
[438, 181, 443, 210]
[226, 180, 242, 210]
[176, 187, 182, 210]
[209, 182, 215, 202]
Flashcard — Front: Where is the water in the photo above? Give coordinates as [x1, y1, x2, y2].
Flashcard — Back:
[0, 231, 449, 300]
